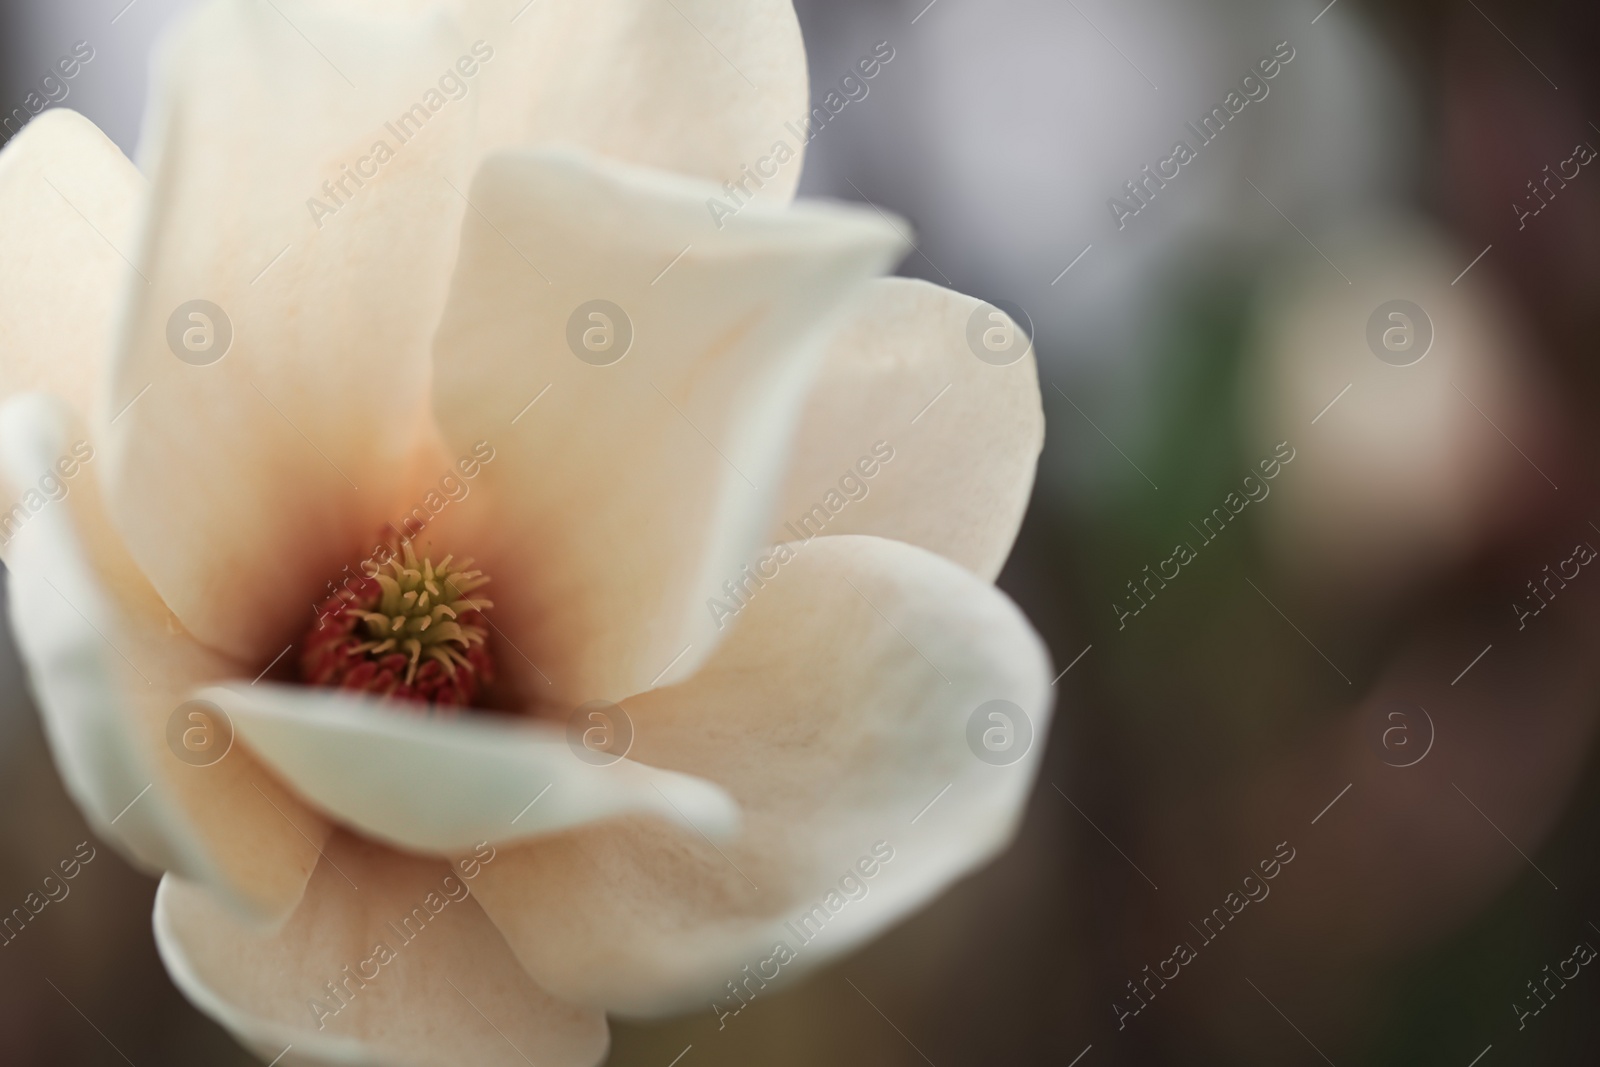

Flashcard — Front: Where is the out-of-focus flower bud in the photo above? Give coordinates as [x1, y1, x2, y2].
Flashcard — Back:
[1245, 217, 1552, 604]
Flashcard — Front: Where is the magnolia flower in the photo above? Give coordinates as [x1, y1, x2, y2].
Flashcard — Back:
[0, 2, 1049, 1064]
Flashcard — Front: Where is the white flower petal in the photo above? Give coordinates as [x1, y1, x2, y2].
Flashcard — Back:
[155, 834, 607, 1067]
[102, 1, 482, 663]
[770, 277, 1044, 578]
[202, 682, 740, 855]
[468, 0, 808, 203]
[0, 109, 142, 423]
[429, 148, 906, 704]
[0, 392, 326, 922]
[467, 535, 1054, 1015]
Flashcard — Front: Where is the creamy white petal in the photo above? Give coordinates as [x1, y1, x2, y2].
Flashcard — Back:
[102, 1, 481, 663]
[467, 0, 808, 203]
[0, 109, 142, 423]
[0, 392, 327, 922]
[203, 682, 738, 854]
[429, 148, 906, 705]
[770, 277, 1044, 578]
[155, 834, 607, 1067]
[468, 534, 1053, 1015]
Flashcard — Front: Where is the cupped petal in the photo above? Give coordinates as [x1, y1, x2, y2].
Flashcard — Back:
[155, 833, 607, 1067]
[0, 392, 327, 922]
[103, 1, 481, 663]
[430, 148, 906, 704]
[769, 277, 1044, 579]
[467, 0, 808, 203]
[467, 534, 1054, 1015]
[203, 682, 738, 855]
[0, 109, 143, 422]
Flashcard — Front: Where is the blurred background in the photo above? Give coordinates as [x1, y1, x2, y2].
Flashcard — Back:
[3, 0, 1599, 1063]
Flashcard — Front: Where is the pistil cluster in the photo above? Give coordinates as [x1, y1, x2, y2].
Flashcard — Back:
[300, 544, 494, 710]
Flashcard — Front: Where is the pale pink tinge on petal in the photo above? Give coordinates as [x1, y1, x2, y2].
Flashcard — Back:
[103, 1, 482, 664]
[155, 833, 608, 1067]
[0, 391, 327, 923]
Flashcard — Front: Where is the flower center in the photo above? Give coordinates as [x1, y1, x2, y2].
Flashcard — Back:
[299, 543, 495, 711]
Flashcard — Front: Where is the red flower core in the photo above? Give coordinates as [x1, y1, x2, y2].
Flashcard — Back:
[299, 546, 494, 711]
